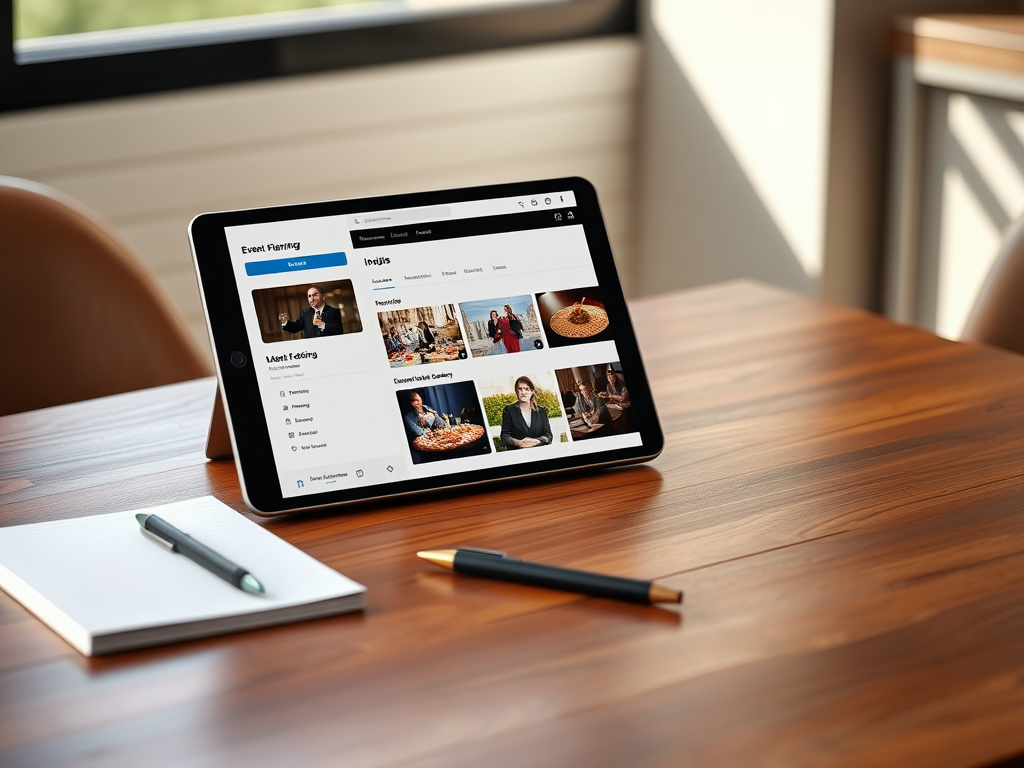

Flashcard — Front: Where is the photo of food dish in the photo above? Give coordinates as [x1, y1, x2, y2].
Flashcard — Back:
[377, 304, 467, 368]
[535, 287, 613, 348]
[548, 298, 609, 339]
[413, 424, 486, 453]
[396, 382, 489, 464]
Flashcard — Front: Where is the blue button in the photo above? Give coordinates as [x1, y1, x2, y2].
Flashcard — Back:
[244, 251, 347, 276]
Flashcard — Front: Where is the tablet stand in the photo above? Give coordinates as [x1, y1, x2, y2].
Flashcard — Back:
[206, 387, 233, 460]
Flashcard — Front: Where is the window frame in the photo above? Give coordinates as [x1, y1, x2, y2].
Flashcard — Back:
[0, 0, 635, 112]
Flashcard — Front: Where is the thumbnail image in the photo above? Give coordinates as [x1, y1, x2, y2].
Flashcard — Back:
[477, 371, 568, 452]
[555, 362, 638, 441]
[535, 287, 613, 348]
[458, 295, 544, 358]
[377, 304, 467, 368]
[252, 280, 362, 344]
[396, 382, 490, 464]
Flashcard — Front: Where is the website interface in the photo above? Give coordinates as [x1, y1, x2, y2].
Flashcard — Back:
[224, 191, 644, 499]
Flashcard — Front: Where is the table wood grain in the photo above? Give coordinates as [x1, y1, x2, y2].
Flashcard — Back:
[2, 281, 1023, 767]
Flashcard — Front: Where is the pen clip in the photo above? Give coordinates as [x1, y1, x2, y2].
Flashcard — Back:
[459, 547, 507, 558]
[140, 527, 175, 551]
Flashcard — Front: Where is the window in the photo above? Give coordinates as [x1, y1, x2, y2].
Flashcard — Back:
[16, 0, 376, 42]
[1, 0, 635, 111]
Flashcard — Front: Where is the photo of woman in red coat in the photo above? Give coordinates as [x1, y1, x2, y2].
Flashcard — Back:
[493, 303, 523, 353]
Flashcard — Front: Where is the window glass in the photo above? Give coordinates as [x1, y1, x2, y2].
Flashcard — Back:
[4, 0, 611, 111]
[15, 0, 385, 40]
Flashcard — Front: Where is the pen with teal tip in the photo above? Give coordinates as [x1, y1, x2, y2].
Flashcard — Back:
[136, 513, 265, 595]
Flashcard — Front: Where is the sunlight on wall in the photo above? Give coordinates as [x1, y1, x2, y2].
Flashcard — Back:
[953, 94, 1024, 213]
[651, 0, 833, 281]
[938, 166, 1000, 339]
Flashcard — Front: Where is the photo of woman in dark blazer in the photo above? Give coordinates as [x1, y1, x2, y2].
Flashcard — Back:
[500, 375, 552, 449]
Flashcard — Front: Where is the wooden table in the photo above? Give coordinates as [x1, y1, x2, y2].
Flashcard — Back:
[3, 281, 1024, 767]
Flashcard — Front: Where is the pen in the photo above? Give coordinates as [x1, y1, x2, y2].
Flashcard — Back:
[136, 513, 265, 595]
[417, 547, 682, 604]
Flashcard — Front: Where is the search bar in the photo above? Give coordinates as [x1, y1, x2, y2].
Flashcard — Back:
[348, 206, 451, 229]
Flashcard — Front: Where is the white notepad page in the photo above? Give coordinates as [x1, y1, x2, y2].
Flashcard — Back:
[0, 496, 365, 655]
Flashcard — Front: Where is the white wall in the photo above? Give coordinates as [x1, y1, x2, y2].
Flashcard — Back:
[635, 0, 997, 311]
[0, 37, 640, 363]
[635, 0, 834, 300]
[638, 0, 834, 298]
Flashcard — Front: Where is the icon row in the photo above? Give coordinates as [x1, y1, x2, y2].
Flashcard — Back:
[516, 195, 566, 209]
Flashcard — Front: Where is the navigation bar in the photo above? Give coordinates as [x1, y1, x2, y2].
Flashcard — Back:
[349, 208, 580, 249]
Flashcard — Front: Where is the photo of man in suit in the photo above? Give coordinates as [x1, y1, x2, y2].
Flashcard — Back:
[278, 285, 344, 338]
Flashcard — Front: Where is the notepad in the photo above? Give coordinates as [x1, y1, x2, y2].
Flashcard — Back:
[0, 496, 366, 655]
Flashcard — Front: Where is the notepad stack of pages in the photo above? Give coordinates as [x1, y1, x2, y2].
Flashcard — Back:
[0, 496, 365, 655]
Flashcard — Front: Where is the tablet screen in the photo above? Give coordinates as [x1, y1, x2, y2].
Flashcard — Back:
[191, 178, 662, 513]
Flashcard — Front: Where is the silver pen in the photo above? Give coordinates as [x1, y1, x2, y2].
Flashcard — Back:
[136, 513, 265, 594]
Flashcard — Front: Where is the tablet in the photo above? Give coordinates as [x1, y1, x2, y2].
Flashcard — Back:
[189, 177, 663, 515]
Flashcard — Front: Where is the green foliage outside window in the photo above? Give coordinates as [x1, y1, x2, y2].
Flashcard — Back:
[16, 0, 372, 40]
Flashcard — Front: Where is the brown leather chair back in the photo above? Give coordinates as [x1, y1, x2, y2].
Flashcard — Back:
[0, 176, 210, 416]
[961, 215, 1024, 356]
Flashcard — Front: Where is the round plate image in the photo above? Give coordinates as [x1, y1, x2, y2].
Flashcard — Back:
[549, 304, 609, 338]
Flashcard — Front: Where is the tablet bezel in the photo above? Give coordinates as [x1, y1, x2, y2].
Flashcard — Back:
[189, 177, 663, 515]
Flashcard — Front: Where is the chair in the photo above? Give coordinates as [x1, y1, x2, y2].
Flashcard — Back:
[961, 215, 1024, 355]
[0, 176, 210, 416]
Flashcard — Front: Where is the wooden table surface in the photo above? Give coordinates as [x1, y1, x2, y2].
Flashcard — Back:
[2, 281, 1024, 767]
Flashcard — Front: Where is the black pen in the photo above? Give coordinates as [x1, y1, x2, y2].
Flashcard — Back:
[136, 513, 265, 595]
[417, 548, 682, 604]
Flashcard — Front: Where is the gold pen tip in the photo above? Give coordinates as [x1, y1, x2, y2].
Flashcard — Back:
[417, 549, 457, 568]
[648, 584, 683, 604]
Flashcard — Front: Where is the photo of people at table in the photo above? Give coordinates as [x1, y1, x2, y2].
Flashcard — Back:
[377, 304, 467, 368]
[477, 371, 569, 452]
[458, 295, 544, 358]
[252, 280, 363, 344]
[556, 362, 638, 441]
[396, 382, 490, 464]
[535, 287, 613, 349]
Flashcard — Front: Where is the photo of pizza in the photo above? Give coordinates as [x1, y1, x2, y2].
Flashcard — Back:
[412, 424, 485, 453]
